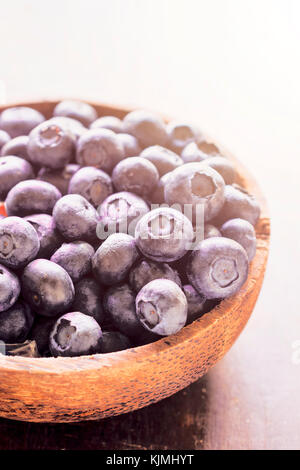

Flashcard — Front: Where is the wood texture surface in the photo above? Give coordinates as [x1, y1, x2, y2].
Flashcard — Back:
[0, 101, 270, 424]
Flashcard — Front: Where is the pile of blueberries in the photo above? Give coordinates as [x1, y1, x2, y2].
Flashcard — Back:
[0, 100, 260, 357]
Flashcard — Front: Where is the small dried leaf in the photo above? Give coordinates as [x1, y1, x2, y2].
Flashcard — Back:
[2, 340, 40, 357]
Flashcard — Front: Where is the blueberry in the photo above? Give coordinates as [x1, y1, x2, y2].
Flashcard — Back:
[101, 331, 131, 353]
[37, 164, 80, 195]
[98, 191, 149, 237]
[181, 142, 211, 163]
[135, 207, 194, 262]
[29, 315, 59, 356]
[53, 194, 98, 242]
[164, 162, 225, 222]
[22, 259, 75, 317]
[0, 301, 34, 343]
[53, 100, 98, 127]
[187, 237, 249, 299]
[220, 218, 257, 261]
[182, 284, 207, 324]
[112, 156, 159, 199]
[0, 106, 45, 138]
[203, 156, 236, 185]
[68, 166, 113, 207]
[76, 128, 124, 173]
[136, 279, 187, 336]
[118, 133, 141, 158]
[0, 264, 20, 312]
[166, 121, 202, 154]
[51, 241, 95, 282]
[49, 311, 102, 357]
[90, 116, 123, 133]
[72, 277, 104, 324]
[24, 213, 63, 259]
[5, 180, 62, 217]
[140, 145, 183, 177]
[0, 156, 34, 200]
[28, 120, 75, 169]
[103, 283, 156, 342]
[0, 130, 10, 151]
[204, 223, 221, 239]
[0, 216, 40, 269]
[1, 135, 30, 161]
[212, 184, 261, 227]
[129, 259, 181, 293]
[123, 110, 167, 148]
[92, 233, 139, 285]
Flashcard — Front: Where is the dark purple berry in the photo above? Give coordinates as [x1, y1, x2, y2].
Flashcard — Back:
[68, 166, 113, 207]
[5, 180, 62, 217]
[0, 106, 45, 138]
[51, 241, 94, 282]
[22, 259, 75, 317]
[24, 213, 63, 259]
[91, 116, 123, 133]
[118, 133, 141, 158]
[0, 155, 34, 200]
[0, 264, 20, 312]
[53, 100, 97, 127]
[0, 216, 40, 269]
[112, 156, 159, 199]
[123, 110, 167, 148]
[129, 259, 181, 293]
[1, 135, 30, 161]
[220, 218, 257, 261]
[136, 279, 187, 336]
[49, 311, 102, 357]
[37, 164, 80, 195]
[0, 301, 34, 343]
[72, 277, 104, 324]
[101, 331, 131, 353]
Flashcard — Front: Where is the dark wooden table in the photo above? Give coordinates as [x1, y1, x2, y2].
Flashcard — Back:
[0, 0, 299, 450]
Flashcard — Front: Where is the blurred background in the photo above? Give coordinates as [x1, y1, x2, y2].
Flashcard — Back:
[0, 0, 299, 450]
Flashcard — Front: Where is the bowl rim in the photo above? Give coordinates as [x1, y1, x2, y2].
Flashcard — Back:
[0, 100, 270, 374]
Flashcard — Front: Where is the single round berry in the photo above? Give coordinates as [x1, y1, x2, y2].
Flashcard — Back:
[72, 277, 104, 324]
[5, 180, 62, 217]
[140, 145, 183, 177]
[22, 259, 75, 317]
[187, 237, 249, 299]
[37, 164, 80, 195]
[0, 106, 45, 138]
[135, 207, 194, 262]
[118, 133, 141, 158]
[0, 301, 34, 343]
[0, 264, 20, 312]
[0, 155, 34, 200]
[181, 142, 211, 163]
[49, 311, 102, 357]
[136, 279, 187, 336]
[24, 213, 63, 259]
[68, 166, 113, 207]
[164, 162, 225, 222]
[103, 283, 156, 342]
[183, 284, 207, 324]
[53, 100, 97, 127]
[203, 156, 236, 185]
[98, 191, 149, 237]
[212, 184, 261, 227]
[0, 130, 10, 151]
[167, 121, 202, 154]
[101, 331, 131, 353]
[28, 120, 75, 169]
[76, 128, 124, 173]
[51, 241, 94, 282]
[90, 116, 123, 133]
[1, 135, 30, 161]
[129, 259, 181, 293]
[220, 218, 257, 261]
[92, 233, 139, 285]
[112, 156, 159, 199]
[53, 194, 98, 242]
[123, 110, 167, 148]
[0, 216, 40, 269]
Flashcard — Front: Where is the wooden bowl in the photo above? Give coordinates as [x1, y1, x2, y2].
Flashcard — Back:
[0, 101, 270, 423]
